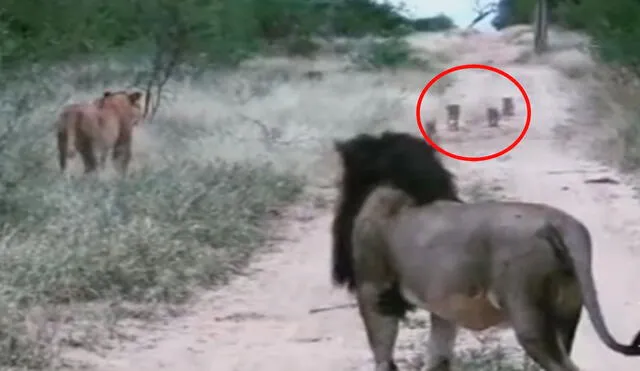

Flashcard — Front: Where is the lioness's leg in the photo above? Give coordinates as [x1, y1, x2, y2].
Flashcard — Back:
[113, 130, 132, 176]
[357, 283, 400, 371]
[425, 313, 457, 371]
[98, 147, 109, 170]
[57, 131, 67, 172]
[76, 135, 98, 174]
[506, 296, 580, 371]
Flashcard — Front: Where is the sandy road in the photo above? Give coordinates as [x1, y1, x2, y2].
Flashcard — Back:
[71, 31, 640, 371]
[438, 44, 640, 370]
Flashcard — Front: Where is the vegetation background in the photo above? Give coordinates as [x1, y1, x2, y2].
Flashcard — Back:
[493, 0, 640, 68]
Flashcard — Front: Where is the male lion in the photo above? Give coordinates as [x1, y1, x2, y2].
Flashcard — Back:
[331, 131, 640, 371]
[55, 90, 147, 176]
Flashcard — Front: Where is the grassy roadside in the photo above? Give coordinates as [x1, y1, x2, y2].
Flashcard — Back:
[0, 65, 306, 367]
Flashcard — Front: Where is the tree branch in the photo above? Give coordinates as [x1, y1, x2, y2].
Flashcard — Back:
[466, 0, 497, 29]
[138, 3, 187, 125]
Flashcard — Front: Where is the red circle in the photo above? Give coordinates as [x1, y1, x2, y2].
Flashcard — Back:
[415, 64, 531, 162]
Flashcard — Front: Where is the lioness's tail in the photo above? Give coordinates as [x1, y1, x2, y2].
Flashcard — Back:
[56, 110, 78, 171]
[542, 222, 640, 355]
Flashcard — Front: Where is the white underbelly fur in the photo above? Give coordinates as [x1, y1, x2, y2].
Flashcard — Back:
[486, 290, 502, 310]
[400, 285, 505, 329]
[401, 286, 502, 310]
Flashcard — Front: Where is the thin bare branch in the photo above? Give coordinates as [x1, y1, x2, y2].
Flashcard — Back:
[139, 8, 187, 125]
[309, 303, 357, 314]
[466, 0, 497, 29]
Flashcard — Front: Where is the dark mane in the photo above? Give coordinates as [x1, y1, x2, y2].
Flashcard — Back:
[331, 131, 461, 293]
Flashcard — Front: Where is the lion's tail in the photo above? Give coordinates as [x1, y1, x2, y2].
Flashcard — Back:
[541, 222, 640, 356]
[56, 110, 78, 171]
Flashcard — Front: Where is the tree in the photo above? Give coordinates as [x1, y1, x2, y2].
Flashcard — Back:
[412, 14, 456, 32]
[533, 0, 550, 54]
[467, 0, 498, 29]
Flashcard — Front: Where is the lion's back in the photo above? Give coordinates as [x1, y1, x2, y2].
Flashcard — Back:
[58, 102, 114, 142]
[58, 103, 94, 129]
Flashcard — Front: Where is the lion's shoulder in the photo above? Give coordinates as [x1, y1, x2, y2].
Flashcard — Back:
[96, 91, 145, 127]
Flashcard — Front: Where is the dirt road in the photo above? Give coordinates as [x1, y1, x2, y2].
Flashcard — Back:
[75, 30, 640, 371]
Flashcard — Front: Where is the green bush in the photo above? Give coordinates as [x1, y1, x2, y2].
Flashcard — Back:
[495, 0, 640, 68]
[555, 0, 640, 67]
[0, 0, 413, 69]
[538, 1, 640, 168]
[412, 14, 456, 32]
[318, 0, 412, 37]
[349, 37, 427, 70]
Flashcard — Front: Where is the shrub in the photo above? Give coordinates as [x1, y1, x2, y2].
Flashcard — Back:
[412, 14, 456, 32]
[349, 37, 427, 70]
[0, 0, 413, 70]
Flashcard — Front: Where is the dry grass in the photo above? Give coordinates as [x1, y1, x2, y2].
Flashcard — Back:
[401, 313, 542, 371]
[546, 48, 596, 79]
[455, 333, 542, 371]
[500, 25, 535, 43]
[598, 69, 640, 170]
[405, 31, 469, 64]
[504, 25, 593, 68]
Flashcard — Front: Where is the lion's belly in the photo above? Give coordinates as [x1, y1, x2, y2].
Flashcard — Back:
[401, 286, 509, 331]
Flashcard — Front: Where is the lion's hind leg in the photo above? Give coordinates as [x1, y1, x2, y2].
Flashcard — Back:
[76, 131, 98, 174]
[425, 313, 457, 371]
[57, 130, 68, 172]
[98, 146, 109, 171]
[79, 148, 98, 174]
[356, 282, 400, 371]
[112, 128, 132, 176]
[504, 284, 581, 371]
[548, 273, 583, 357]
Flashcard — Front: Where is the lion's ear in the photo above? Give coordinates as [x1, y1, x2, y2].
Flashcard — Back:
[128, 91, 143, 105]
[103, 90, 112, 98]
